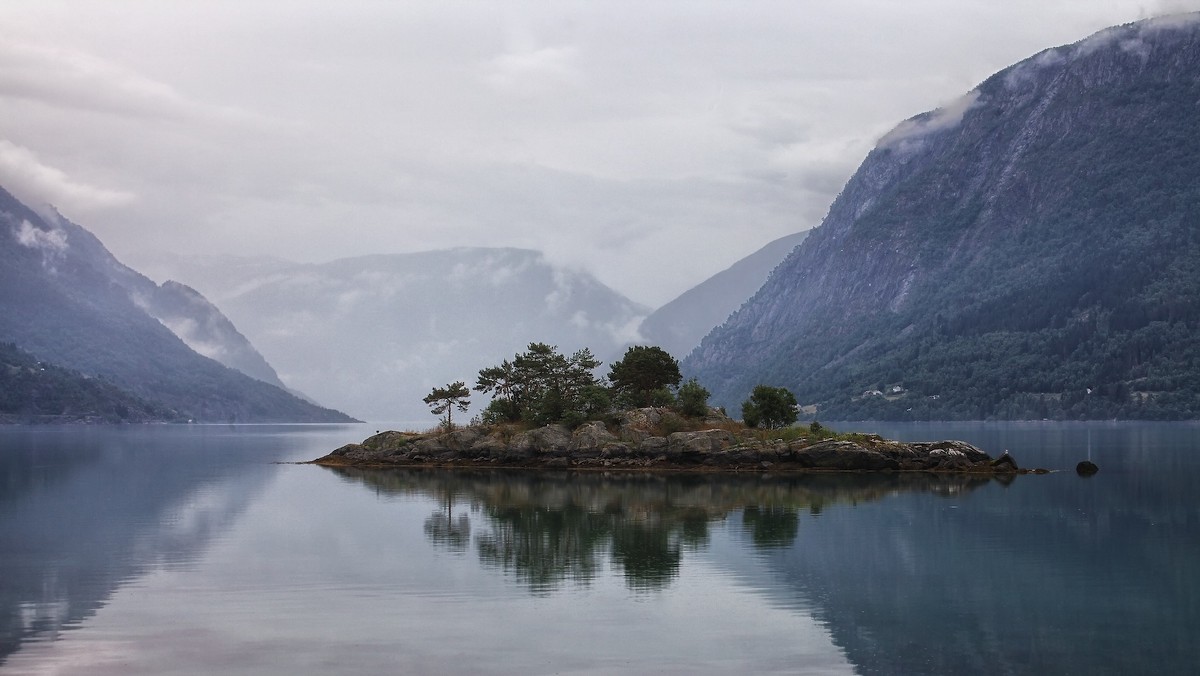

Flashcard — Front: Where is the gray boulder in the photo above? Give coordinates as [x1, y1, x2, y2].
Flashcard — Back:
[667, 429, 737, 456]
[793, 440, 900, 471]
[511, 424, 572, 454]
[571, 421, 620, 451]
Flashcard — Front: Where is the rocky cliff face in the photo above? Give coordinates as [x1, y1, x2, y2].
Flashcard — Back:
[686, 14, 1200, 420]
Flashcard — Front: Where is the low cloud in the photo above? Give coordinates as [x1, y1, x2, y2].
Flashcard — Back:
[877, 90, 982, 150]
[1075, 7, 1200, 56]
[1151, 1, 1200, 16]
[14, 218, 68, 253]
[0, 138, 136, 211]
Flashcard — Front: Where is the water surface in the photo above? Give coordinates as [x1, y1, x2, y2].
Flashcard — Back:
[1, 422, 1196, 674]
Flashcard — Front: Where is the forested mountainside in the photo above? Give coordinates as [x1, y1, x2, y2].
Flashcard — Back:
[686, 14, 1200, 420]
[0, 342, 176, 423]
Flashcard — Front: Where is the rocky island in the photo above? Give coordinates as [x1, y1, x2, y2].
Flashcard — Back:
[311, 408, 1043, 474]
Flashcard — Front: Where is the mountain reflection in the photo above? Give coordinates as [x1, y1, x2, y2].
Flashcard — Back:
[326, 468, 996, 593]
[0, 426, 323, 666]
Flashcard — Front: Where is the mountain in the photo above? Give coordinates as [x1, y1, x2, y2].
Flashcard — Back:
[140, 248, 649, 421]
[685, 14, 1200, 421]
[638, 230, 809, 359]
[0, 186, 356, 422]
[140, 280, 291, 392]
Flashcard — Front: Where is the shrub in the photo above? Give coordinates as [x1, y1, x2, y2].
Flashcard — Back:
[675, 378, 711, 417]
[741, 385, 799, 429]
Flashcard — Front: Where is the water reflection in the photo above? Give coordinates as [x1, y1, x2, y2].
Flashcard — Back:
[326, 468, 998, 593]
[0, 424, 360, 667]
[742, 506, 800, 549]
[424, 492, 471, 553]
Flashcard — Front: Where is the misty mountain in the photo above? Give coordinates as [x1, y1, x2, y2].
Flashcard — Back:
[0, 186, 355, 422]
[639, 230, 809, 359]
[142, 248, 649, 421]
[686, 14, 1200, 420]
[141, 280, 291, 392]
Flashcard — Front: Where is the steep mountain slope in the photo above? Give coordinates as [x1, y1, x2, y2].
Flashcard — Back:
[686, 14, 1200, 420]
[0, 187, 355, 422]
[146, 249, 649, 420]
[141, 280, 291, 391]
[639, 230, 809, 359]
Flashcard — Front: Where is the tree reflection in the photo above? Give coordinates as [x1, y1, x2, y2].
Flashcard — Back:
[476, 504, 610, 591]
[741, 506, 800, 549]
[610, 520, 681, 591]
[326, 468, 996, 594]
[424, 492, 471, 553]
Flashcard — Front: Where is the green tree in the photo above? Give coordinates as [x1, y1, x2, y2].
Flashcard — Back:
[675, 378, 711, 417]
[609, 345, 682, 408]
[424, 381, 471, 429]
[475, 360, 522, 423]
[475, 343, 603, 427]
[741, 385, 798, 429]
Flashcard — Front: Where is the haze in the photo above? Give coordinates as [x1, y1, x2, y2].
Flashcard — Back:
[1, 0, 1196, 306]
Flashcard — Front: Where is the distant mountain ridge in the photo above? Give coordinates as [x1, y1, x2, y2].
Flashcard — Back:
[0, 186, 355, 422]
[638, 230, 809, 359]
[686, 13, 1200, 420]
[142, 248, 650, 420]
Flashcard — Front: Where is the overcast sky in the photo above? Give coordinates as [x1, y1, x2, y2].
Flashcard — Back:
[2, 0, 1197, 307]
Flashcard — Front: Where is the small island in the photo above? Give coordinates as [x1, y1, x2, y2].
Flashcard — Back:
[312, 408, 1042, 474]
[312, 343, 1044, 474]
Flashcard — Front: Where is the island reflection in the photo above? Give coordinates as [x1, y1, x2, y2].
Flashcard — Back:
[325, 468, 998, 593]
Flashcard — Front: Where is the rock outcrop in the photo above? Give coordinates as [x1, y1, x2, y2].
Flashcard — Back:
[312, 409, 1045, 474]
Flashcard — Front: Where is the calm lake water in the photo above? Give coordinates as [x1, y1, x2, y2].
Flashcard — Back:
[0, 421, 1197, 675]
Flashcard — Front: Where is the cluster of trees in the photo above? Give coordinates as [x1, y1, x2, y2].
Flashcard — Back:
[423, 342, 800, 430]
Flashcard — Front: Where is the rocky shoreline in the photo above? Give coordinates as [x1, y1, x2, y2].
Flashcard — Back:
[311, 408, 1046, 474]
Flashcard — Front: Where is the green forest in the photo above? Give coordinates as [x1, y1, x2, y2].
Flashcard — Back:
[0, 343, 178, 423]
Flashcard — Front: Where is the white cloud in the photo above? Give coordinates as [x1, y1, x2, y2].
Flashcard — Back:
[877, 90, 982, 150]
[13, 219, 68, 252]
[0, 138, 135, 211]
[1151, 0, 1200, 17]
